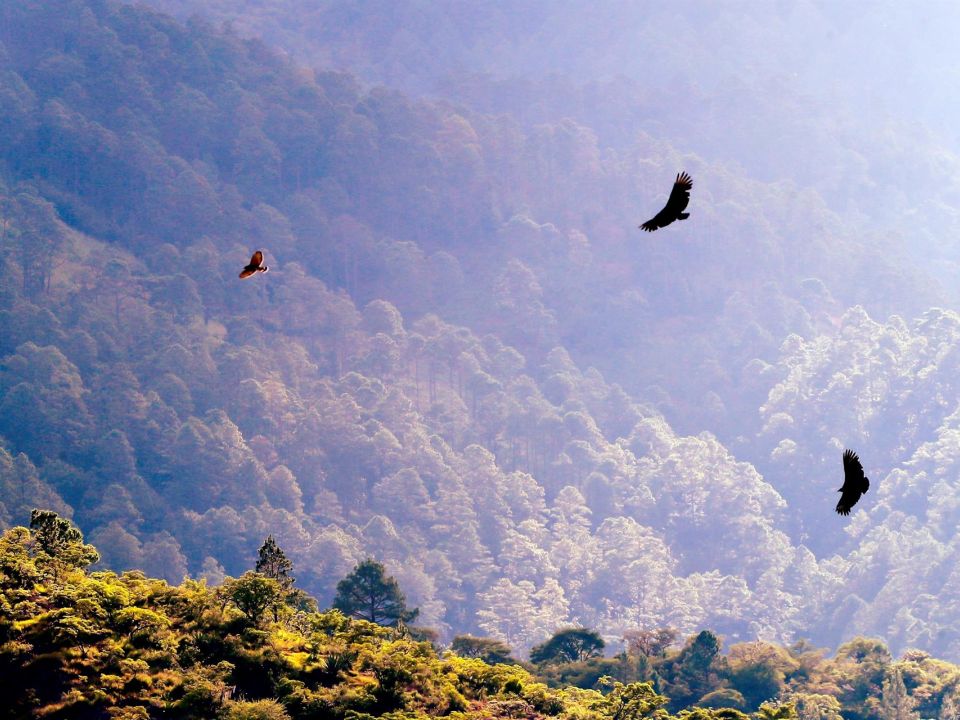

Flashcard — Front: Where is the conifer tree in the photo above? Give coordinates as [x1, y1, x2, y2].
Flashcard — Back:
[333, 558, 419, 627]
[256, 535, 294, 591]
[28, 509, 99, 579]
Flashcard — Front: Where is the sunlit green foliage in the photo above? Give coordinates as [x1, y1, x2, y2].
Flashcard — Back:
[450, 634, 516, 665]
[19, 515, 957, 720]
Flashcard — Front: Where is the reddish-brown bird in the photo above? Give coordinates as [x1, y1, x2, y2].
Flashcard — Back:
[640, 172, 693, 232]
[836, 449, 870, 515]
[239, 250, 269, 279]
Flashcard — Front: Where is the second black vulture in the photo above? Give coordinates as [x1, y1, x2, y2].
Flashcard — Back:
[639, 172, 693, 232]
[836, 449, 870, 516]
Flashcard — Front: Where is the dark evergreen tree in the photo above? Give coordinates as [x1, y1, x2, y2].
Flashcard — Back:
[256, 535, 294, 591]
[333, 558, 419, 627]
[30, 509, 83, 556]
[28, 508, 99, 577]
[255, 535, 315, 621]
[660, 630, 725, 711]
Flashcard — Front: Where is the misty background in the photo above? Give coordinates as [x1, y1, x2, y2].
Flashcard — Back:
[3, 0, 960, 661]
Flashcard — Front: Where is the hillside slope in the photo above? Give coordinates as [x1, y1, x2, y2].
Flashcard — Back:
[1, 0, 960, 661]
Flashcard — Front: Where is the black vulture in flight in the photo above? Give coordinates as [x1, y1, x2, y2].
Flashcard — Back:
[239, 250, 269, 279]
[836, 449, 870, 516]
[639, 172, 693, 232]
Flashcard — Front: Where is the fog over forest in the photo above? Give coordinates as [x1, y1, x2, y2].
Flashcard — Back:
[6, 0, 960, 671]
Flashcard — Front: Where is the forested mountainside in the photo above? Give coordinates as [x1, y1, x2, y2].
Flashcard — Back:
[135, 1, 960, 288]
[4, 0, 960, 664]
[4, 514, 956, 720]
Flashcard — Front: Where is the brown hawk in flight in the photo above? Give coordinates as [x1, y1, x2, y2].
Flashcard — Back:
[239, 250, 269, 279]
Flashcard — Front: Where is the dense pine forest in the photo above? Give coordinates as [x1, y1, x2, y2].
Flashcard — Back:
[6, 3, 960, 717]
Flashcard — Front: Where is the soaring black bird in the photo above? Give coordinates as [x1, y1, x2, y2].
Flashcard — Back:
[836, 449, 870, 515]
[639, 172, 693, 232]
[239, 250, 269, 279]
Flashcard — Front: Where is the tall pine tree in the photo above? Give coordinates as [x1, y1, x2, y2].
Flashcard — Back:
[333, 559, 419, 627]
[255, 535, 293, 591]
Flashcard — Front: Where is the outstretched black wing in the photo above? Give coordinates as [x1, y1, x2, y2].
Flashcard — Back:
[836, 448, 870, 515]
[640, 172, 693, 232]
